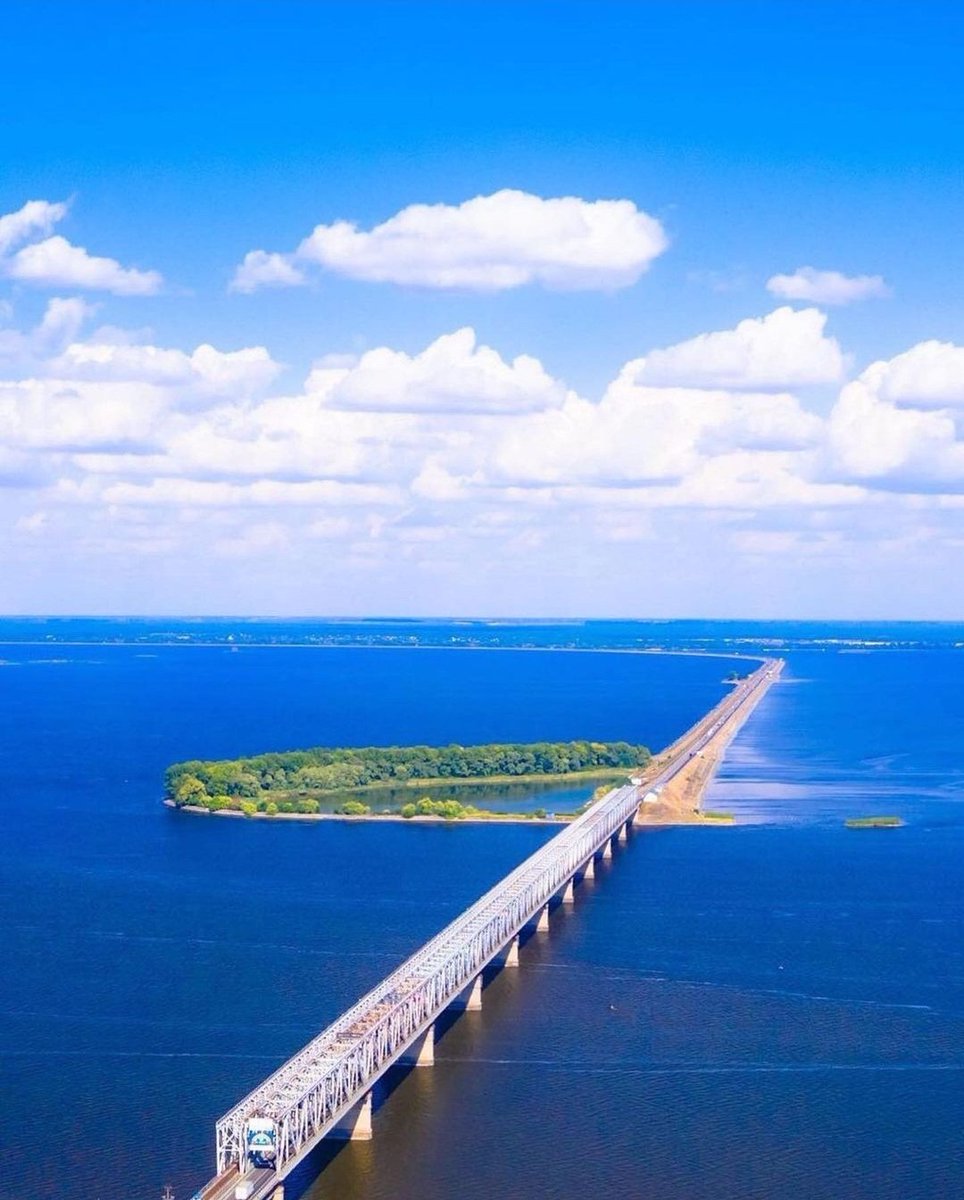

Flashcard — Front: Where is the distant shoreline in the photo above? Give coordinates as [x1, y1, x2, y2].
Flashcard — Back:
[0, 640, 764, 664]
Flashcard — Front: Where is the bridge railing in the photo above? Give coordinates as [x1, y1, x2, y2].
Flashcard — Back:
[215, 782, 640, 1174]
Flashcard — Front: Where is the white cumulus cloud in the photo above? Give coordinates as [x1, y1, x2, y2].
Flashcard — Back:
[0, 199, 164, 296]
[767, 266, 891, 306]
[0, 199, 70, 255]
[870, 340, 964, 410]
[627, 307, 845, 390]
[34, 297, 98, 350]
[0, 297, 98, 367]
[493, 375, 822, 491]
[827, 376, 963, 488]
[826, 340, 964, 490]
[305, 327, 567, 414]
[236, 189, 669, 293]
[230, 250, 307, 294]
[6, 235, 163, 296]
[0, 378, 167, 452]
[51, 339, 281, 401]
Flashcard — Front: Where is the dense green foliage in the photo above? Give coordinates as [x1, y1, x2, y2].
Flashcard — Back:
[165, 739, 649, 813]
[336, 800, 371, 816]
[844, 815, 903, 828]
[398, 797, 554, 821]
[400, 797, 478, 820]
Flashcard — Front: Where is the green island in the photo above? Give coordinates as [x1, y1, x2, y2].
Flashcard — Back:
[844, 815, 904, 829]
[165, 740, 651, 820]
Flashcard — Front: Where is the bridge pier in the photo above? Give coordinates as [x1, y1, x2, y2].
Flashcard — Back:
[399, 1025, 435, 1067]
[501, 936, 519, 967]
[269, 1186, 284, 1200]
[331, 1092, 373, 1141]
[581, 856, 595, 881]
[600, 839, 613, 860]
[536, 905, 549, 931]
[453, 973, 483, 1011]
[561, 879, 575, 905]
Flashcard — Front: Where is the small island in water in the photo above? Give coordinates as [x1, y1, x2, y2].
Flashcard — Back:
[165, 740, 651, 821]
[844, 815, 904, 829]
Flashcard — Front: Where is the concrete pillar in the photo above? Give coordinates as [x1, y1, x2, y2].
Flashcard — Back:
[617, 823, 628, 844]
[561, 879, 575, 905]
[269, 1187, 285, 1200]
[400, 1025, 435, 1067]
[536, 905, 550, 931]
[582, 856, 595, 880]
[503, 936, 520, 967]
[331, 1092, 373, 1141]
[454, 974, 483, 1011]
[601, 839, 613, 860]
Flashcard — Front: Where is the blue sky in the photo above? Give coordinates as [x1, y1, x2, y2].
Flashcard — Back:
[1, 1, 963, 617]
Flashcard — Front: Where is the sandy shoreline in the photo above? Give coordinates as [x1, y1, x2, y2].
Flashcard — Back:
[163, 798, 570, 825]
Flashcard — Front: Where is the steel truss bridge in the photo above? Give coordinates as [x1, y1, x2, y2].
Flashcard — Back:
[211, 782, 640, 1194]
[196, 658, 781, 1200]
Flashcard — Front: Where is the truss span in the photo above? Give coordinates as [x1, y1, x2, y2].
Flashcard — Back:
[215, 780, 640, 1175]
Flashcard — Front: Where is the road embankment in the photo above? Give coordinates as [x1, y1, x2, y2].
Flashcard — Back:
[635, 659, 784, 825]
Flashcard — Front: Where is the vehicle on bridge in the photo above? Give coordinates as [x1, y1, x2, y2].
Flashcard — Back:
[245, 1119, 278, 1169]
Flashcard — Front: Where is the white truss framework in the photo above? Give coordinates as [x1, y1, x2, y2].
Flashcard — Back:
[215, 782, 640, 1175]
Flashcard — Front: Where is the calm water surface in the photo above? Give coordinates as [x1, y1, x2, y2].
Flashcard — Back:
[2, 629, 962, 1200]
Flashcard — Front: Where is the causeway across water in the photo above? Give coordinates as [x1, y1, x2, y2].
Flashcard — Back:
[194, 657, 782, 1200]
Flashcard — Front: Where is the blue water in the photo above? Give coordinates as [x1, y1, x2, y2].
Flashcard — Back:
[712, 649, 964, 826]
[1, 625, 962, 1200]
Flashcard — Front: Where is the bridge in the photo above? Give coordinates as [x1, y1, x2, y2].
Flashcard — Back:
[195, 658, 782, 1200]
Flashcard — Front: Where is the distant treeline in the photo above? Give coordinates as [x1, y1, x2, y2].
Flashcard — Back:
[165, 740, 650, 812]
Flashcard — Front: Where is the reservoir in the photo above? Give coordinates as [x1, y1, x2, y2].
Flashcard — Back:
[1, 623, 962, 1200]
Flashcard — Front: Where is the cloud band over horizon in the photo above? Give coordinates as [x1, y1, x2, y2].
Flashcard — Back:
[0, 194, 955, 617]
